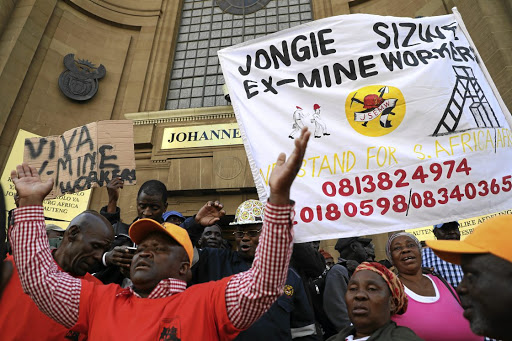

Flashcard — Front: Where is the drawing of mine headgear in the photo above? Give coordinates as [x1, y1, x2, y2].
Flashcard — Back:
[433, 65, 501, 136]
[230, 199, 265, 225]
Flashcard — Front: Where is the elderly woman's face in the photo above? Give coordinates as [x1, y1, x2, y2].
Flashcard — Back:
[346, 270, 394, 336]
[390, 236, 421, 274]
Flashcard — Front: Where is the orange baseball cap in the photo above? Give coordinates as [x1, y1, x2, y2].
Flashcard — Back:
[129, 219, 193, 264]
[427, 215, 512, 265]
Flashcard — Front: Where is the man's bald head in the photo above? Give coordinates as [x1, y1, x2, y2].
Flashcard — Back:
[54, 210, 114, 276]
[67, 210, 113, 236]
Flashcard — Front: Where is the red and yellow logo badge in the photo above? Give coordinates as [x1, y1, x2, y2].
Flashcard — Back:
[284, 285, 294, 297]
[345, 85, 406, 137]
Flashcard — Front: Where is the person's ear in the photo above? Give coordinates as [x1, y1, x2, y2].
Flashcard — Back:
[164, 202, 168, 210]
[179, 261, 191, 277]
[389, 296, 396, 314]
[67, 225, 81, 242]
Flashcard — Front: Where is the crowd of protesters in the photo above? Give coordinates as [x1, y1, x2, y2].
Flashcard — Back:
[0, 127, 511, 341]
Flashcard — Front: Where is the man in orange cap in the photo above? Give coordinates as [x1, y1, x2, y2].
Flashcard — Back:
[427, 215, 512, 341]
[9, 127, 311, 340]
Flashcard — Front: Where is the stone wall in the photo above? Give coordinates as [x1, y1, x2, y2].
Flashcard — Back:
[0, 0, 182, 169]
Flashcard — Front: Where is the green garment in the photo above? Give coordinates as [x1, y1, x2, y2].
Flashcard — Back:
[327, 321, 423, 341]
[48, 237, 62, 249]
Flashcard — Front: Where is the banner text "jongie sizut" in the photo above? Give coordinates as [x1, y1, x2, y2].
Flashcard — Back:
[238, 22, 475, 99]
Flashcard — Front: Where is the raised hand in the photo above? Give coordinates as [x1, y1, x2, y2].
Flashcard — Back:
[107, 177, 124, 202]
[195, 201, 226, 227]
[268, 127, 310, 205]
[106, 177, 124, 213]
[11, 163, 54, 207]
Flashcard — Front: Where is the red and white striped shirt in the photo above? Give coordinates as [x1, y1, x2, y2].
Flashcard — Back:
[9, 202, 293, 334]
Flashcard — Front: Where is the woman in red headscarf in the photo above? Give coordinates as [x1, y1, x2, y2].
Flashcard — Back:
[327, 262, 422, 341]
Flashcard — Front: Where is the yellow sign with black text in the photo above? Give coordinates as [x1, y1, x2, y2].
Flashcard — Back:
[406, 208, 512, 241]
[1, 129, 91, 221]
[161, 123, 243, 149]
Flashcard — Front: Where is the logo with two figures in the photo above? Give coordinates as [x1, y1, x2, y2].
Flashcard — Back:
[289, 104, 330, 139]
[345, 85, 406, 137]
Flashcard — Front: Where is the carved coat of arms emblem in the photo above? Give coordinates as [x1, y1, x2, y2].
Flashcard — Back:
[58, 54, 106, 101]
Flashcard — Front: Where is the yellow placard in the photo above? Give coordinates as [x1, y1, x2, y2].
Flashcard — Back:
[1, 129, 92, 220]
[161, 123, 243, 149]
[406, 208, 512, 241]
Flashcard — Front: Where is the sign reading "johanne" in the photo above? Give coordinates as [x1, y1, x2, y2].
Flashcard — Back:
[161, 123, 243, 149]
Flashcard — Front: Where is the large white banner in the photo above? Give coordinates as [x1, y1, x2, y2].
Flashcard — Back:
[218, 9, 512, 242]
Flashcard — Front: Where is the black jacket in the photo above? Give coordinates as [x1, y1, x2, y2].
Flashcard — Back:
[327, 321, 423, 341]
[192, 247, 320, 340]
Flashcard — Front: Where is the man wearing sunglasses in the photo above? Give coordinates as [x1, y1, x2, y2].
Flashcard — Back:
[191, 200, 319, 340]
[191, 199, 264, 285]
[233, 227, 261, 260]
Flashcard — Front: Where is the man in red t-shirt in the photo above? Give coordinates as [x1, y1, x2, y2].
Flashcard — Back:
[9, 128, 311, 340]
[1, 210, 113, 341]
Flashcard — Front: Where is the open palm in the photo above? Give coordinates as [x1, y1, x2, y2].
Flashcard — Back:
[11, 163, 54, 206]
[195, 200, 226, 226]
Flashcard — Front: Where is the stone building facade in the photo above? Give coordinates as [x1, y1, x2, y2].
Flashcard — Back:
[1, 0, 510, 256]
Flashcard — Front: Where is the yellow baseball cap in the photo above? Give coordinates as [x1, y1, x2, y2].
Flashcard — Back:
[129, 219, 193, 264]
[427, 215, 512, 265]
